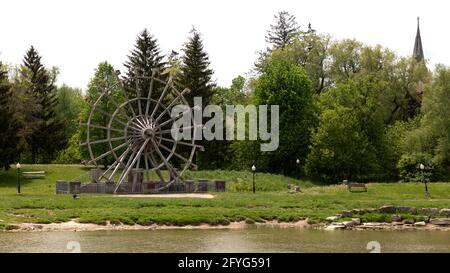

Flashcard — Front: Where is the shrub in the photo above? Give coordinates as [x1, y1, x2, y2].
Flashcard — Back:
[397, 153, 438, 182]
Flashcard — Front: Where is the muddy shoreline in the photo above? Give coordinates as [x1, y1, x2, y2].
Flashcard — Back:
[4, 219, 449, 232]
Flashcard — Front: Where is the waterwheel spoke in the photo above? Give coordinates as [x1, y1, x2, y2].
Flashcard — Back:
[148, 150, 166, 183]
[87, 123, 123, 133]
[133, 116, 147, 129]
[144, 152, 150, 181]
[134, 72, 142, 116]
[103, 90, 133, 122]
[158, 105, 201, 128]
[159, 143, 198, 170]
[119, 85, 137, 118]
[150, 76, 173, 119]
[159, 124, 203, 135]
[156, 136, 204, 151]
[97, 147, 130, 181]
[150, 138, 179, 181]
[145, 70, 157, 116]
[81, 136, 126, 146]
[88, 142, 128, 164]
[87, 102, 128, 127]
[106, 148, 131, 181]
[154, 88, 190, 124]
[114, 138, 150, 193]
[113, 150, 137, 192]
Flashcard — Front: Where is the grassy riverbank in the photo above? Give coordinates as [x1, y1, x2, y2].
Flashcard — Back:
[0, 165, 449, 230]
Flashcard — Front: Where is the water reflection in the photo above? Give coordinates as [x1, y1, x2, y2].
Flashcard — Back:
[0, 227, 449, 253]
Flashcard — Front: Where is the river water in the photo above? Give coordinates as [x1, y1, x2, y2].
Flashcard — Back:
[0, 227, 448, 253]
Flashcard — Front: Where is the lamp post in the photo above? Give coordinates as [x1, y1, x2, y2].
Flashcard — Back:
[251, 165, 256, 194]
[420, 163, 430, 198]
[16, 163, 21, 194]
[296, 158, 300, 180]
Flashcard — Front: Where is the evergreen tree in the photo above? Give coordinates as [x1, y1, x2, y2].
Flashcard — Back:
[22, 46, 64, 163]
[265, 11, 300, 49]
[0, 63, 22, 170]
[179, 28, 215, 168]
[180, 28, 215, 107]
[123, 29, 165, 100]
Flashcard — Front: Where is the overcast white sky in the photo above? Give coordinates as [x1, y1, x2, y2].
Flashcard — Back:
[0, 0, 448, 90]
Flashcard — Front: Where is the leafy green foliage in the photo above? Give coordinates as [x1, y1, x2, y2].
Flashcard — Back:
[55, 85, 84, 142]
[254, 57, 315, 175]
[78, 62, 126, 168]
[306, 75, 387, 182]
[403, 65, 450, 178]
[306, 106, 378, 182]
[397, 153, 437, 182]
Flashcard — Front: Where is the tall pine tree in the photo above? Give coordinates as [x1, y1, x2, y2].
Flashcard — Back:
[22, 46, 64, 163]
[123, 29, 165, 100]
[265, 11, 300, 49]
[180, 28, 215, 107]
[0, 62, 22, 170]
[179, 28, 216, 168]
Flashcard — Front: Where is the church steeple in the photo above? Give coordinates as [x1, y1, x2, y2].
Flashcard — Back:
[413, 17, 424, 62]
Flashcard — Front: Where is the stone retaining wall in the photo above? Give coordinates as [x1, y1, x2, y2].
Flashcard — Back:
[55, 179, 226, 194]
[325, 205, 450, 230]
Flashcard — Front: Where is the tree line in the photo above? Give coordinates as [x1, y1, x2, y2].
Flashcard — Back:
[0, 11, 449, 183]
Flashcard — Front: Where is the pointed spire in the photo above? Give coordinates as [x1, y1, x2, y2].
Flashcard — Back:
[413, 17, 424, 62]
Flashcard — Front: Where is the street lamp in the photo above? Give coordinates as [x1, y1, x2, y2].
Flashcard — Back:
[419, 163, 430, 198]
[251, 165, 256, 194]
[16, 163, 21, 194]
[296, 158, 300, 180]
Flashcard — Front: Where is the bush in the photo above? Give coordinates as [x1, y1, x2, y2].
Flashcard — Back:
[397, 153, 438, 182]
[53, 134, 82, 164]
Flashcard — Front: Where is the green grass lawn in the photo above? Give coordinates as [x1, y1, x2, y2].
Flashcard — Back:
[0, 164, 449, 229]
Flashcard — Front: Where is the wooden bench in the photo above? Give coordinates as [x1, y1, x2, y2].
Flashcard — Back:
[347, 182, 367, 192]
[22, 171, 45, 178]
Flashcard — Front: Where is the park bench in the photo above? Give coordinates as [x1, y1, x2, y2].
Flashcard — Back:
[22, 171, 45, 179]
[347, 182, 367, 192]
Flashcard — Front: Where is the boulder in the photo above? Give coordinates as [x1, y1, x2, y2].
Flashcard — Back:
[352, 218, 361, 225]
[420, 208, 439, 215]
[334, 214, 343, 219]
[378, 205, 397, 213]
[439, 209, 450, 216]
[351, 209, 361, 215]
[341, 210, 353, 217]
[414, 221, 426, 227]
[429, 218, 450, 225]
[391, 215, 402, 222]
[325, 223, 346, 230]
[368, 208, 378, 214]
[326, 216, 339, 222]
[402, 219, 415, 225]
[343, 221, 356, 228]
[359, 209, 370, 214]
[397, 206, 417, 214]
